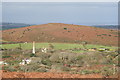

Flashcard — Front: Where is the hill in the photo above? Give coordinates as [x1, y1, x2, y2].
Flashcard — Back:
[0, 22, 33, 30]
[2, 23, 118, 46]
[93, 25, 118, 30]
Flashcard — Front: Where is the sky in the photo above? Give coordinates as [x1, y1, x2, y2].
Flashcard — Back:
[2, 2, 118, 25]
[1, 0, 119, 2]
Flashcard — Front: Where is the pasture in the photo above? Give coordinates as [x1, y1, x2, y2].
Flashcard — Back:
[1, 42, 117, 50]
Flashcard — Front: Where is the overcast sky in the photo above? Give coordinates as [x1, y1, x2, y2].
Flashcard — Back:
[1, 0, 119, 2]
[2, 2, 118, 25]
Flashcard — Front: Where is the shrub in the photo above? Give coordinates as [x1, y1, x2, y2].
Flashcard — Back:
[79, 69, 101, 75]
[101, 67, 114, 77]
[2, 55, 11, 58]
[97, 35, 101, 36]
[92, 70, 101, 73]
[81, 41, 88, 49]
[29, 57, 42, 65]
[61, 66, 71, 72]
[3, 66, 9, 71]
[50, 64, 70, 72]
[75, 55, 84, 60]
[19, 64, 40, 72]
[102, 34, 107, 36]
[3, 49, 22, 55]
[39, 53, 51, 59]
[64, 28, 67, 30]
[48, 44, 55, 53]
[6, 60, 21, 65]
[15, 47, 22, 50]
[3, 65, 17, 72]
[49, 44, 54, 49]
[41, 59, 52, 66]
[80, 70, 93, 74]
[49, 53, 60, 62]
[36, 67, 47, 72]
[30, 53, 37, 57]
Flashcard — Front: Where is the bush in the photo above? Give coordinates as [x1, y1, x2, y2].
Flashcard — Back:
[30, 53, 37, 57]
[75, 55, 84, 60]
[79, 69, 101, 75]
[68, 31, 71, 32]
[64, 28, 67, 30]
[48, 44, 55, 53]
[102, 34, 107, 35]
[61, 66, 71, 72]
[2, 55, 11, 58]
[97, 35, 101, 36]
[49, 44, 54, 49]
[101, 67, 115, 77]
[80, 70, 93, 74]
[19, 64, 40, 72]
[3, 65, 17, 72]
[39, 53, 51, 59]
[36, 67, 47, 72]
[6, 60, 21, 65]
[49, 53, 60, 62]
[92, 70, 101, 73]
[3, 49, 22, 55]
[41, 59, 52, 66]
[50, 64, 70, 72]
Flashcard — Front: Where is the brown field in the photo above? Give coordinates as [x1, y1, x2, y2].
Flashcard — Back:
[2, 23, 118, 46]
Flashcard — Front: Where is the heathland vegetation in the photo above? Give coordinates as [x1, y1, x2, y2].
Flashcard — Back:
[1, 23, 119, 78]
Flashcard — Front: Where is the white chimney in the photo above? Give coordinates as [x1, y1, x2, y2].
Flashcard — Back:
[32, 41, 35, 54]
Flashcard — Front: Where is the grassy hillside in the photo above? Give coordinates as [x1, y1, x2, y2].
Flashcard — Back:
[2, 23, 118, 46]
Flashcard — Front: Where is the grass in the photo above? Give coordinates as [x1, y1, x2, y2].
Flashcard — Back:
[1, 42, 117, 50]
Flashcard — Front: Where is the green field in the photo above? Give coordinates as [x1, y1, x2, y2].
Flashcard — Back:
[1, 42, 117, 50]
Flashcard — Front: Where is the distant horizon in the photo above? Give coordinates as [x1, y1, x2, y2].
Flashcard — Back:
[1, 22, 118, 26]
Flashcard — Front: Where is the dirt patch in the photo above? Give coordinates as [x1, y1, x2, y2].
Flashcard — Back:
[2, 72, 103, 78]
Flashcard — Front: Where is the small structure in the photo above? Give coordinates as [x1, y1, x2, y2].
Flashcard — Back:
[24, 42, 28, 44]
[0, 61, 8, 65]
[19, 59, 31, 65]
[41, 47, 47, 53]
[98, 48, 110, 52]
[88, 48, 97, 51]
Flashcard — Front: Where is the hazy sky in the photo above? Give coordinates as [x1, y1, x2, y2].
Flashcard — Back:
[2, 2, 118, 25]
[1, 0, 119, 2]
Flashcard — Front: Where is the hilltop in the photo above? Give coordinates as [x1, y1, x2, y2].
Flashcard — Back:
[2, 23, 118, 46]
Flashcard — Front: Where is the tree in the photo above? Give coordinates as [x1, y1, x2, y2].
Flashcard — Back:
[81, 41, 87, 49]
